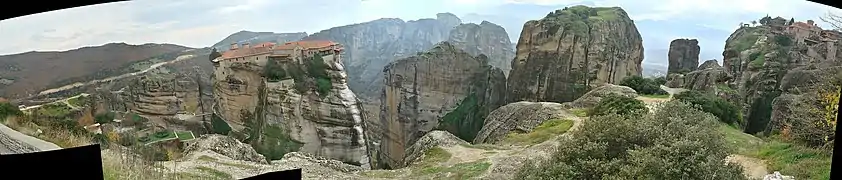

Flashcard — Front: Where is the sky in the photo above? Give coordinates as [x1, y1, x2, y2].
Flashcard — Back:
[0, 0, 841, 66]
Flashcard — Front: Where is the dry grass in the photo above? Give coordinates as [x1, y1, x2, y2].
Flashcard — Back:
[3, 116, 92, 148]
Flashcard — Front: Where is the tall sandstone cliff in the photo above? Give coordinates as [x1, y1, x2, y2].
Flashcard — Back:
[211, 50, 371, 168]
[302, 13, 462, 100]
[377, 42, 506, 169]
[506, 6, 643, 103]
[448, 21, 516, 76]
[718, 18, 842, 134]
[667, 39, 701, 74]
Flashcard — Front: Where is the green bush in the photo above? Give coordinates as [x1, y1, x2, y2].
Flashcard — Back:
[153, 131, 170, 138]
[775, 35, 793, 46]
[94, 112, 115, 124]
[588, 95, 648, 117]
[264, 59, 288, 82]
[316, 77, 332, 97]
[515, 101, 746, 180]
[674, 90, 743, 125]
[619, 76, 668, 95]
[0, 102, 23, 120]
[211, 114, 232, 135]
[653, 76, 667, 85]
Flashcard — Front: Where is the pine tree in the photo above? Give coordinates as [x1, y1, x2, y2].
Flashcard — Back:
[789, 18, 795, 26]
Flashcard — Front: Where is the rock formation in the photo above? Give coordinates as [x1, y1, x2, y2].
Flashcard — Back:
[472, 101, 567, 144]
[720, 17, 842, 134]
[377, 42, 506, 169]
[303, 13, 462, 100]
[563, 84, 638, 109]
[506, 6, 644, 103]
[665, 59, 732, 93]
[211, 46, 371, 168]
[667, 39, 701, 74]
[447, 21, 516, 76]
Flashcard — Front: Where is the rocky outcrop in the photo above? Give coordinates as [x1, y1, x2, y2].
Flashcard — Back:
[665, 60, 732, 92]
[378, 42, 507, 169]
[211, 49, 370, 168]
[506, 6, 644, 103]
[563, 84, 638, 109]
[721, 18, 842, 134]
[183, 134, 268, 163]
[472, 102, 567, 144]
[699, 59, 721, 69]
[303, 13, 462, 100]
[402, 130, 469, 167]
[667, 39, 701, 74]
[448, 21, 516, 76]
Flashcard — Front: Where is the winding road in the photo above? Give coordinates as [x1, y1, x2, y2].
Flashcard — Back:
[2, 53, 196, 154]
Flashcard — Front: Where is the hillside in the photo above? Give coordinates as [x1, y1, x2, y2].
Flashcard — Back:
[211, 31, 307, 51]
[0, 43, 191, 98]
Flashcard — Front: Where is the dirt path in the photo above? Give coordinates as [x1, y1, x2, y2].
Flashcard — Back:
[726, 154, 769, 179]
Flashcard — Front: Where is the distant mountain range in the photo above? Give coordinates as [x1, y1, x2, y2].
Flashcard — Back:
[0, 43, 190, 98]
[211, 31, 308, 51]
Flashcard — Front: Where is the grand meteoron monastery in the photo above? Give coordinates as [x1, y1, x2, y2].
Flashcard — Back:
[212, 40, 344, 65]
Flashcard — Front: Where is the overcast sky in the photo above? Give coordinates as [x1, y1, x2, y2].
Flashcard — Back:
[0, 0, 840, 65]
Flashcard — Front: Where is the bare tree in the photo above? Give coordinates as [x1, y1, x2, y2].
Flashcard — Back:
[819, 12, 842, 30]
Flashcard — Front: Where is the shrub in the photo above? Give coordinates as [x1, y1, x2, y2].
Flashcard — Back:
[515, 101, 746, 180]
[674, 90, 743, 125]
[211, 114, 232, 135]
[153, 131, 170, 138]
[775, 35, 793, 46]
[264, 59, 288, 82]
[0, 102, 23, 120]
[588, 94, 648, 117]
[619, 76, 668, 95]
[653, 76, 667, 85]
[94, 112, 115, 124]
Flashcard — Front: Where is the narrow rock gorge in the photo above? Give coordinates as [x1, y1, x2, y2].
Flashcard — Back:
[211, 44, 371, 168]
[506, 6, 644, 103]
[377, 42, 506, 169]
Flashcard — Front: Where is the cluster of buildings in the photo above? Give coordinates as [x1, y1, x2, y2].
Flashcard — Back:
[212, 40, 344, 65]
[765, 19, 842, 45]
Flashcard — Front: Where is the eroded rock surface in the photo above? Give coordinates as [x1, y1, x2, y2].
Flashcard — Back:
[668, 39, 701, 74]
[563, 84, 638, 109]
[378, 42, 506, 169]
[506, 6, 644, 103]
[472, 102, 567, 144]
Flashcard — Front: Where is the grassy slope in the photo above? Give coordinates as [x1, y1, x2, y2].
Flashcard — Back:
[718, 123, 832, 180]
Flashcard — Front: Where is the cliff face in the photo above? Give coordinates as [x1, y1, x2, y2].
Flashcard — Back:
[666, 59, 732, 93]
[720, 20, 842, 134]
[377, 42, 506, 169]
[448, 21, 516, 76]
[506, 6, 644, 103]
[668, 39, 701, 74]
[211, 51, 370, 168]
[303, 13, 462, 100]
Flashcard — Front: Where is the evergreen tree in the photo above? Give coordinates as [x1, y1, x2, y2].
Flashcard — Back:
[209, 48, 222, 61]
[788, 18, 795, 26]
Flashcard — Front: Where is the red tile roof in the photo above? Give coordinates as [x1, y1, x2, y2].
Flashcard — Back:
[220, 45, 274, 59]
[219, 40, 339, 60]
[275, 40, 337, 50]
[793, 22, 812, 29]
